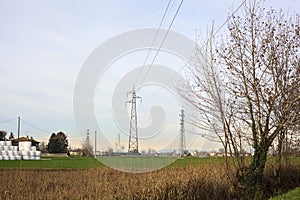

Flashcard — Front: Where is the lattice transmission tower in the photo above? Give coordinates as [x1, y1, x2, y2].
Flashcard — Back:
[179, 110, 186, 157]
[126, 87, 142, 154]
[86, 129, 90, 144]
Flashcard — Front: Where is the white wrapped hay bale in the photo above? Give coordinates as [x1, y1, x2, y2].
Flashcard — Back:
[24, 147, 31, 151]
[35, 151, 41, 156]
[29, 151, 35, 157]
[30, 146, 36, 152]
[3, 155, 9, 160]
[13, 151, 19, 156]
[5, 140, 11, 146]
[23, 155, 30, 160]
[9, 156, 16, 160]
[3, 146, 9, 151]
[19, 141, 31, 149]
[21, 151, 30, 156]
[0, 155, 2, 160]
[0, 141, 5, 146]
[12, 146, 18, 151]
[15, 155, 21, 160]
[1, 150, 7, 155]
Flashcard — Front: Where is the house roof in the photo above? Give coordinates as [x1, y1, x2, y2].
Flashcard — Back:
[13, 137, 40, 143]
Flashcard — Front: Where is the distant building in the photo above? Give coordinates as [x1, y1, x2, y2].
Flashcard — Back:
[12, 136, 40, 150]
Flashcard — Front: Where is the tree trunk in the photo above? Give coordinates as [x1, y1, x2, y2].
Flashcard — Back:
[239, 142, 269, 199]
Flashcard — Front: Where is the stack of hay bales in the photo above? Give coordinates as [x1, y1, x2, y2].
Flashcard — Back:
[0, 141, 20, 160]
[19, 141, 41, 160]
[0, 141, 40, 160]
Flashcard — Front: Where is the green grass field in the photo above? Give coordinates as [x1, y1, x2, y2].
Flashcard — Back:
[272, 187, 300, 200]
[98, 156, 177, 172]
[0, 156, 225, 169]
[0, 156, 103, 169]
[0, 156, 299, 170]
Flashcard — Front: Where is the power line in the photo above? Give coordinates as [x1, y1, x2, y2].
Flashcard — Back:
[137, 0, 246, 152]
[189, 132, 221, 143]
[143, 0, 246, 101]
[21, 119, 51, 135]
[139, 0, 184, 86]
[0, 118, 16, 124]
[125, 0, 172, 139]
[134, 0, 172, 86]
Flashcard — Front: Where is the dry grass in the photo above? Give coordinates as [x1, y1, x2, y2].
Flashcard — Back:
[0, 164, 234, 200]
[0, 158, 299, 199]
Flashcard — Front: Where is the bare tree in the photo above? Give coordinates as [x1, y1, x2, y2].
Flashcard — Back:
[180, 24, 233, 174]
[39, 141, 48, 153]
[181, 1, 300, 198]
[219, 2, 299, 196]
[82, 142, 93, 157]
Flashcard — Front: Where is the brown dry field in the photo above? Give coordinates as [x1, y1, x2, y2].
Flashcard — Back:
[0, 164, 233, 200]
[1, 158, 299, 200]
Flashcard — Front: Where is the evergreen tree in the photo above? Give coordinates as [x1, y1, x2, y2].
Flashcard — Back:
[47, 132, 68, 153]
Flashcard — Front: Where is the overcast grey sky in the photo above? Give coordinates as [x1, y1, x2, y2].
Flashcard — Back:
[1, 0, 299, 151]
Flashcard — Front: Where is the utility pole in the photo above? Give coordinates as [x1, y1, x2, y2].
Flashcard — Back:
[94, 131, 97, 158]
[179, 110, 186, 157]
[126, 87, 142, 154]
[117, 133, 120, 152]
[17, 116, 20, 151]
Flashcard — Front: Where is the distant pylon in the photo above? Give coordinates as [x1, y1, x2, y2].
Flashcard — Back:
[179, 110, 186, 157]
[126, 87, 142, 154]
[94, 131, 97, 158]
[86, 129, 90, 144]
[115, 133, 121, 152]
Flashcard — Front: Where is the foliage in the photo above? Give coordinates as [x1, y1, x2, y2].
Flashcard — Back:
[0, 130, 7, 141]
[47, 131, 68, 153]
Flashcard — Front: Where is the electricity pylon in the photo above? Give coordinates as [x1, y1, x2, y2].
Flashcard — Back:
[179, 110, 186, 157]
[86, 129, 90, 144]
[126, 87, 142, 154]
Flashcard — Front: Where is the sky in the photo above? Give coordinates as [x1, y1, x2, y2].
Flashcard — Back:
[1, 0, 300, 152]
